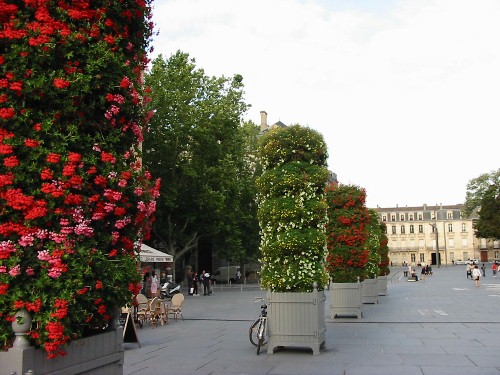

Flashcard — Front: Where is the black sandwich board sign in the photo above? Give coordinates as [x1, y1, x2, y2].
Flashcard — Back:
[119, 310, 140, 347]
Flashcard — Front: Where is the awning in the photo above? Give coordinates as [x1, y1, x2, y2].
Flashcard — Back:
[139, 244, 173, 263]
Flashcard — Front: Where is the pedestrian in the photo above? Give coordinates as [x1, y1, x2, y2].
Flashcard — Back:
[492, 262, 498, 278]
[421, 266, 426, 281]
[202, 270, 211, 295]
[187, 269, 194, 295]
[150, 271, 159, 297]
[144, 271, 152, 297]
[472, 265, 481, 287]
[466, 262, 472, 279]
[481, 263, 486, 277]
[192, 272, 199, 296]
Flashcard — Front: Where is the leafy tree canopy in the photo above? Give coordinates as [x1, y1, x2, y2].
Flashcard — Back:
[463, 169, 500, 239]
[143, 51, 258, 269]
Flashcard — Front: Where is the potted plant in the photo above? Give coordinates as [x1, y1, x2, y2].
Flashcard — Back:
[377, 222, 391, 296]
[0, 1, 159, 373]
[256, 124, 329, 355]
[361, 209, 382, 304]
[326, 183, 370, 318]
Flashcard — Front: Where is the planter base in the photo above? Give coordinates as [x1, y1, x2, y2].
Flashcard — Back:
[1, 329, 124, 375]
[330, 282, 362, 319]
[267, 290, 326, 355]
[362, 278, 378, 304]
[377, 275, 388, 296]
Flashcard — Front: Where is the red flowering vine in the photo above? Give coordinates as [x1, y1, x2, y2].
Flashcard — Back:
[325, 183, 370, 283]
[0, 0, 159, 358]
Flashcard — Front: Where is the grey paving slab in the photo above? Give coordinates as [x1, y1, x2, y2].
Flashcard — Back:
[123, 265, 500, 375]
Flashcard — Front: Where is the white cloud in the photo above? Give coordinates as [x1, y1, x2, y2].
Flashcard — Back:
[150, 0, 500, 208]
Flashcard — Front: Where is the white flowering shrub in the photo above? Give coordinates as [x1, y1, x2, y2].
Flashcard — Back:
[256, 125, 329, 292]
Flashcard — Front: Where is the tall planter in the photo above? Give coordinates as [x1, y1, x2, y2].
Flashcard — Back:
[1, 330, 123, 375]
[377, 275, 388, 296]
[267, 289, 326, 355]
[361, 277, 378, 304]
[330, 281, 362, 319]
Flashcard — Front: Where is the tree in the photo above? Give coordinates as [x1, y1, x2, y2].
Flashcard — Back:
[143, 51, 256, 271]
[474, 184, 500, 239]
[463, 169, 500, 239]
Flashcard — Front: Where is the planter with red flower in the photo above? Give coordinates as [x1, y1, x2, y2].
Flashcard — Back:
[326, 183, 370, 318]
[0, 0, 159, 373]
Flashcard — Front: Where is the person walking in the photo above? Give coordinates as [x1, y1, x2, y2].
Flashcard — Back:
[143, 271, 152, 297]
[466, 262, 472, 279]
[481, 263, 486, 277]
[472, 265, 481, 287]
[201, 270, 211, 296]
[187, 270, 194, 295]
[492, 262, 498, 278]
[192, 272, 199, 296]
[421, 266, 427, 282]
[150, 271, 159, 297]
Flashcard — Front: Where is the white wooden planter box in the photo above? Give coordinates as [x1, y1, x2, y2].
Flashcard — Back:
[330, 282, 362, 319]
[267, 289, 326, 355]
[1, 329, 123, 375]
[362, 277, 378, 304]
[377, 275, 388, 296]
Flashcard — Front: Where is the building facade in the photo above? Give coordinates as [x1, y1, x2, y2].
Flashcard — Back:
[375, 203, 500, 266]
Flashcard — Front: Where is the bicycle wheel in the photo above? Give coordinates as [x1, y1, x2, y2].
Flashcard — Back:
[256, 319, 268, 355]
[249, 319, 259, 347]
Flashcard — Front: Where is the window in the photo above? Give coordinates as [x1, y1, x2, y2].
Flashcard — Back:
[391, 215, 396, 221]
[410, 225, 414, 234]
[447, 223, 453, 232]
[461, 223, 466, 232]
[418, 225, 423, 233]
[401, 225, 405, 234]
[382, 215, 387, 222]
[400, 214, 405, 221]
[448, 239, 454, 248]
[462, 252, 468, 260]
[409, 214, 414, 221]
[447, 212, 453, 219]
[411, 254, 416, 262]
[418, 214, 423, 220]
[462, 239, 468, 248]
[449, 251, 454, 261]
[419, 253, 425, 262]
[495, 251, 499, 259]
[392, 226, 396, 234]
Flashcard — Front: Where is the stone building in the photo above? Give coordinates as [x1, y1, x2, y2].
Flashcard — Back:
[374, 203, 500, 266]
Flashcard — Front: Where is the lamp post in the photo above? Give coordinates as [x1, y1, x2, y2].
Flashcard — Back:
[429, 223, 440, 268]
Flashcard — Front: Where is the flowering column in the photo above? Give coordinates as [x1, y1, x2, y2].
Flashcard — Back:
[0, 0, 159, 358]
[256, 125, 329, 293]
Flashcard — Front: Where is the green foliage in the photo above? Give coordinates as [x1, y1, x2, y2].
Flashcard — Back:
[143, 52, 258, 265]
[475, 185, 500, 239]
[463, 169, 500, 240]
[257, 125, 329, 292]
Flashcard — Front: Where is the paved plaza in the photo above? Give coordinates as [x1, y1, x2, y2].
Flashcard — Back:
[123, 265, 500, 375]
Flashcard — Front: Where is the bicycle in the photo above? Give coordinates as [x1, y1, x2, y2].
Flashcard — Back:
[249, 297, 268, 355]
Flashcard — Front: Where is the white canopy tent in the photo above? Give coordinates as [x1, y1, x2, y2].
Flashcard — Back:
[139, 244, 173, 263]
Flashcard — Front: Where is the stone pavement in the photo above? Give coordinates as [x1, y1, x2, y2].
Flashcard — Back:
[123, 265, 500, 375]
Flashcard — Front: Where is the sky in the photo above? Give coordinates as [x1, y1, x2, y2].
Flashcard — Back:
[148, 0, 500, 209]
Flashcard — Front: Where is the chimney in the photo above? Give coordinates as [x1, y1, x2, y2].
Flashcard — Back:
[260, 111, 268, 132]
